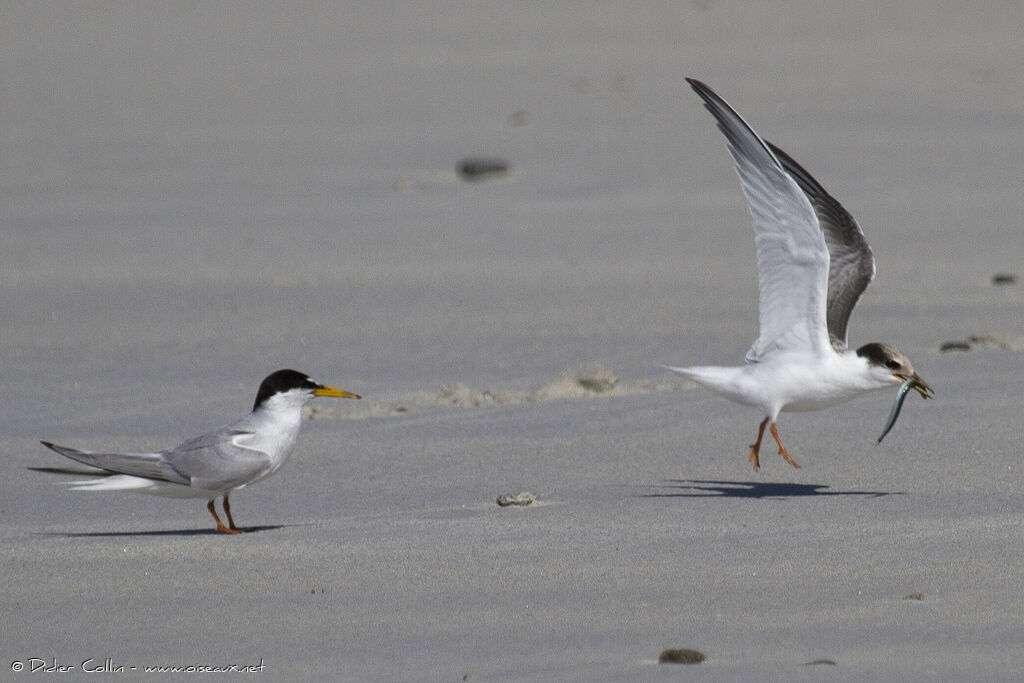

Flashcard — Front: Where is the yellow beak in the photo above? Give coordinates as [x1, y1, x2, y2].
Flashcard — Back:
[895, 373, 933, 399]
[313, 384, 361, 400]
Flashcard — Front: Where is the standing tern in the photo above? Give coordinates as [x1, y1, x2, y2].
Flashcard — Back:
[667, 79, 932, 470]
[39, 369, 360, 533]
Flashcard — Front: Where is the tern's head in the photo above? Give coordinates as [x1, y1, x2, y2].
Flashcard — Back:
[253, 369, 361, 412]
[855, 343, 933, 398]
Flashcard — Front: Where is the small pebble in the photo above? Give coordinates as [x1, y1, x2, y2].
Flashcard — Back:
[575, 369, 617, 393]
[658, 648, 705, 664]
[992, 273, 1017, 286]
[939, 341, 971, 352]
[507, 110, 529, 127]
[458, 157, 509, 181]
[496, 492, 537, 507]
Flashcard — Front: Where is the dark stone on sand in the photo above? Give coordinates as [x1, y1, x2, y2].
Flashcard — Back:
[940, 334, 1022, 352]
[507, 110, 529, 127]
[992, 273, 1017, 285]
[496, 492, 537, 507]
[658, 648, 705, 664]
[458, 158, 509, 181]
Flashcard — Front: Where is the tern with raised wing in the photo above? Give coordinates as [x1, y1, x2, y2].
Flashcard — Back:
[667, 79, 932, 470]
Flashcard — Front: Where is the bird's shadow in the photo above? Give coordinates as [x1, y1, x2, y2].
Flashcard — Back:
[28, 465, 107, 476]
[36, 524, 291, 538]
[642, 479, 903, 500]
[28, 466, 295, 536]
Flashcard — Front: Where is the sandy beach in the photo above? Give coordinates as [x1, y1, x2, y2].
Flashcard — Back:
[3, 2, 1024, 680]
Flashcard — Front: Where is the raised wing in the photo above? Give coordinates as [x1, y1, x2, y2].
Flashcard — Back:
[687, 78, 832, 362]
[765, 142, 875, 350]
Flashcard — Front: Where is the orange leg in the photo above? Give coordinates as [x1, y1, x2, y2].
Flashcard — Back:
[222, 495, 241, 532]
[769, 422, 800, 469]
[208, 499, 243, 535]
[748, 418, 769, 471]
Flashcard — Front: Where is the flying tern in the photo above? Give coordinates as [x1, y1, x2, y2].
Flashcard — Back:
[667, 79, 932, 470]
[40, 369, 360, 533]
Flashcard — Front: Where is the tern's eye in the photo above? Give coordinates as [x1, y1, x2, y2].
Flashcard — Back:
[885, 359, 901, 370]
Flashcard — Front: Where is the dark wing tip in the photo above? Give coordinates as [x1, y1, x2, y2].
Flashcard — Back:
[686, 77, 727, 111]
[685, 76, 706, 90]
[685, 77, 786, 175]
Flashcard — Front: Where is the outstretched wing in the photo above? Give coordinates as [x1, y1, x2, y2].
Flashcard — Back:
[687, 78, 832, 362]
[766, 142, 875, 350]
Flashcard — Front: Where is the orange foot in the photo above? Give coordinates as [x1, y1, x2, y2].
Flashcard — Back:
[208, 499, 245, 535]
[748, 418, 769, 471]
[769, 422, 800, 469]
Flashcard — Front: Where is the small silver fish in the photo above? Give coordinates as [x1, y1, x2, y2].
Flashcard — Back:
[877, 378, 932, 443]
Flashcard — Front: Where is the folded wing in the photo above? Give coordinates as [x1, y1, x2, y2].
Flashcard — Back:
[161, 427, 273, 492]
[40, 440, 189, 485]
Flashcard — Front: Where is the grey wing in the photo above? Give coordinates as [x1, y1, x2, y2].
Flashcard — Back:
[766, 142, 875, 350]
[687, 78, 833, 361]
[40, 441, 189, 485]
[162, 426, 273, 492]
